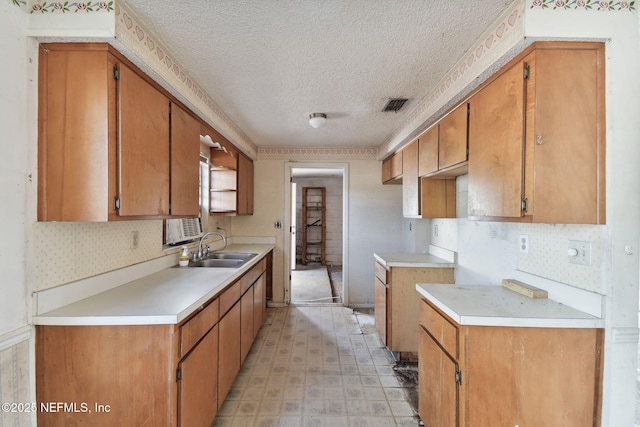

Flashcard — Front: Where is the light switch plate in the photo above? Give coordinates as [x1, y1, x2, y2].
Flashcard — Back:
[568, 240, 591, 266]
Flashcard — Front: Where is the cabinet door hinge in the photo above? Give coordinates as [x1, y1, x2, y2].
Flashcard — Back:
[521, 197, 529, 213]
[455, 368, 462, 385]
[523, 64, 530, 80]
[113, 65, 120, 80]
[114, 197, 121, 210]
[176, 368, 182, 382]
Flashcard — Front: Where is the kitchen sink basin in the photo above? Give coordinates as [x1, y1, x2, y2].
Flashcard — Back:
[188, 252, 257, 268]
[204, 252, 257, 261]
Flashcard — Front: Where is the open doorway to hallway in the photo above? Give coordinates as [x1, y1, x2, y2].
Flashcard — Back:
[289, 166, 345, 305]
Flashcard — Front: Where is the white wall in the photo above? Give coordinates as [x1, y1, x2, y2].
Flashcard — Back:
[0, 2, 37, 425]
[0, 0, 34, 337]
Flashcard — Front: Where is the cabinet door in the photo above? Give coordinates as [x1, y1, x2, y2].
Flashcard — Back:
[170, 103, 200, 217]
[402, 140, 420, 217]
[419, 327, 458, 427]
[421, 178, 456, 218]
[531, 47, 604, 224]
[117, 63, 170, 216]
[240, 287, 254, 364]
[178, 324, 218, 427]
[438, 103, 468, 170]
[38, 48, 111, 222]
[237, 152, 254, 216]
[218, 302, 241, 408]
[374, 276, 388, 345]
[468, 61, 526, 218]
[253, 273, 266, 339]
[419, 125, 439, 176]
[382, 151, 403, 184]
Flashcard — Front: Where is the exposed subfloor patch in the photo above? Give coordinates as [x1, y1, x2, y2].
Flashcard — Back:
[354, 308, 419, 416]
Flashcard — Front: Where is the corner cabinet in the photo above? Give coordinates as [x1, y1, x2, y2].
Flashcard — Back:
[209, 146, 254, 216]
[468, 41, 605, 224]
[38, 43, 200, 221]
[237, 152, 254, 216]
[418, 298, 604, 427]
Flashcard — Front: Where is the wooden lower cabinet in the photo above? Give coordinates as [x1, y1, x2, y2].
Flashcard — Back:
[253, 273, 266, 339]
[36, 252, 272, 426]
[178, 324, 218, 427]
[36, 324, 174, 426]
[419, 327, 458, 426]
[218, 302, 241, 410]
[418, 298, 604, 427]
[374, 261, 454, 353]
[240, 286, 254, 364]
[374, 274, 388, 345]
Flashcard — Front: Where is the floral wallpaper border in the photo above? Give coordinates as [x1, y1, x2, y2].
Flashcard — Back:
[114, 2, 257, 158]
[258, 147, 378, 160]
[382, 3, 525, 157]
[12, 0, 113, 13]
[530, 0, 635, 11]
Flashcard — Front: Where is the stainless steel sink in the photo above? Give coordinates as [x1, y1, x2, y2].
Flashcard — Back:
[188, 252, 257, 268]
[204, 252, 257, 261]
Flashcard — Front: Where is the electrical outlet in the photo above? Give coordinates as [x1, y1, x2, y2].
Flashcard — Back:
[130, 231, 139, 249]
[568, 240, 591, 266]
[519, 234, 529, 253]
[434, 224, 439, 237]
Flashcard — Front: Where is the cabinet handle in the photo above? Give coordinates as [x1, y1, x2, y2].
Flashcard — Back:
[536, 135, 543, 145]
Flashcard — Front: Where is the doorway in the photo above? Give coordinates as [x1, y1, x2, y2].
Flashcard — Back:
[284, 163, 348, 306]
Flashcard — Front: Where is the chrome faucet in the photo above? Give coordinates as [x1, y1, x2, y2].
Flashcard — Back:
[196, 231, 227, 260]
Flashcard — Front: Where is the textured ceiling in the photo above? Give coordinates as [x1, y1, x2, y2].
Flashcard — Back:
[124, 0, 515, 148]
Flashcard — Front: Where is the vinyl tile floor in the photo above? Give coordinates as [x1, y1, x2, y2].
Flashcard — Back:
[212, 305, 421, 426]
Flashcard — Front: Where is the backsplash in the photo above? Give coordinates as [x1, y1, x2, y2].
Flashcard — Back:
[517, 223, 604, 294]
[33, 221, 164, 291]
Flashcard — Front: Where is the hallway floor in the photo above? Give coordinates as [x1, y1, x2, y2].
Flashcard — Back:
[212, 305, 421, 426]
[291, 264, 336, 303]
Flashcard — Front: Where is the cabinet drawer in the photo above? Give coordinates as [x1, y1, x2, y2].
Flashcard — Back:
[420, 299, 458, 358]
[180, 299, 219, 357]
[220, 280, 242, 316]
[240, 258, 267, 294]
[375, 261, 389, 284]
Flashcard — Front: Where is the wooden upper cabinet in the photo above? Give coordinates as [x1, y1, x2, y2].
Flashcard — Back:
[237, 152, 254, 216]
[38, 43, 201, 221]
[525, 44, 605, 224]
[178, 325, 219, 427]
[468, 58, 526, 219]
[418, 125, 439, 177]
[468, 41, 605, 224]
[117, 62, 170, 217]
[38, 45, 112, 221]
[382, 151, 402, 184]
[438, 103, 469, 171]
[402, 140, 420, 217]
[169, 103, 200, 217]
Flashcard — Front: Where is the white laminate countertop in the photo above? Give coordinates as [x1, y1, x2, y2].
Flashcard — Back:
[416, 284, 604, 329]
[33, 244, 274, 326]
[374, 253, 455, 268]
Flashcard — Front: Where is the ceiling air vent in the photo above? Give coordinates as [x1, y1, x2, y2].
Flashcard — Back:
[382, 98, 409, 113]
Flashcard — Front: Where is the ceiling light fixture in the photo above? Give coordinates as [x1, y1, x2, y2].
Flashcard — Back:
[308, 113, 327, 129]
